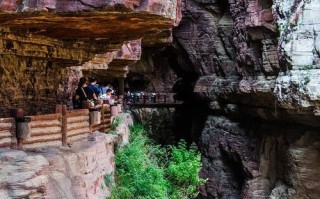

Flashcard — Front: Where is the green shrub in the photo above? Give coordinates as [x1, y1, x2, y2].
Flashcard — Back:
[166, 142, 206, 199]
[109, 123, 206, 199]
[110, 116, 122, 130]
[110, 124, 168, 199]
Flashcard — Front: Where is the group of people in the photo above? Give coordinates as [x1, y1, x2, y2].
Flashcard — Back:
[72, 77, 115, 109]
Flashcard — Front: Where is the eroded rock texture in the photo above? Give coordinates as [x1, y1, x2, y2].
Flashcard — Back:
[130, 107, 176, 144]
[170, 0, 320, 198]
[0, 0, 181, 117]
[199, 116, 320, 199]
[0, 133, 114, 199]
[127, 46, 178, 92]
[0, 113, 133, 199]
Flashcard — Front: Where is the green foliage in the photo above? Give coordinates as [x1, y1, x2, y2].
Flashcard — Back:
[110, 116, 122, 130]
[110, 123, 168, 199]
[109, 123, 206, 199]
[104, 173, 114, 186]
[166, 142, 206, 199]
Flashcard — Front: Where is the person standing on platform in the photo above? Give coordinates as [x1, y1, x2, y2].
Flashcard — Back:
[88, 77, 101, 98]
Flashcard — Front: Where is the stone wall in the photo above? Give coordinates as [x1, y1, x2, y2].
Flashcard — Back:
[0, 0, 181, 117]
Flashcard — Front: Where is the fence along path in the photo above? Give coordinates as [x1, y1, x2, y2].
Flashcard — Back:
[0, 104, 112, 149]
[126, 93, 183, 107]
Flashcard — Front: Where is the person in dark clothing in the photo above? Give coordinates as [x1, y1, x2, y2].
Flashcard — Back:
[73, 77, 95, 109]
[87, 77, 101, 98]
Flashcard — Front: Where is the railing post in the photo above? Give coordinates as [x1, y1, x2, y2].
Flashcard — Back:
[164, 95, 167, 104]
[56, 105, 67, 146]
[11, 108, 25, 149]
[101, 105, 105, 132]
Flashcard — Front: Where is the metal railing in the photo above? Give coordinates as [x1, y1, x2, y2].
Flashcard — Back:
[125, 93, 181, 105]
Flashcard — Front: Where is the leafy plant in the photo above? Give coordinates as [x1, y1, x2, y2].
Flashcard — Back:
[166, 141, 206, 199]
[104, 173, 114, 186]
[110, 116, 122, 130]
[109, 124, 206, 199]
[110, 124, 168, 199]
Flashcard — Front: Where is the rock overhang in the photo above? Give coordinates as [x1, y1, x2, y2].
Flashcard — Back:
[0, 0, 181, 116]
[0, 0, 181, 72]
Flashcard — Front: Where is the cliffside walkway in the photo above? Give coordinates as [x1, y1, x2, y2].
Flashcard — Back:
[125, 93, 183, 108]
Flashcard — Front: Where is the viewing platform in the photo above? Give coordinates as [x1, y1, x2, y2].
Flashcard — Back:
[125, 92, 183, 108]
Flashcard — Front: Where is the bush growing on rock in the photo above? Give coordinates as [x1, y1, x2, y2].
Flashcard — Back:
[109, 124, 205, 199]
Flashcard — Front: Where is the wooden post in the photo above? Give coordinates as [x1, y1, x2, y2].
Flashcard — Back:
[89, 109, 101, 125]
[16, 117, 31, 139]
[12, 108, 25, 149]
[101, 106, 105, 132]
[56, 105, 67, 146]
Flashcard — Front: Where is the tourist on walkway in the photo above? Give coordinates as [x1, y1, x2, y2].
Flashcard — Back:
[88, 77, 101, 98]
[73, 77, 95, 109]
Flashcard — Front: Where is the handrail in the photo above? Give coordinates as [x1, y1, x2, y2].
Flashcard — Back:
[125, 93, 180, 105]
[0, 103, 115, 149]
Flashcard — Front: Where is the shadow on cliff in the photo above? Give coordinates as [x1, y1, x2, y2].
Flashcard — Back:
[164, 43, 211, 145]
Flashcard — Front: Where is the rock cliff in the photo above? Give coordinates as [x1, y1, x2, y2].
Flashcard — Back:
[170, 0, 320, 198]
[0, 0, 181, 116]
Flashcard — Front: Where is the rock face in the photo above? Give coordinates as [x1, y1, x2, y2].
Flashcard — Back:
[0, 113, 133, 199]
[0, 133, 113, 199]
[0, 0, 181, 117]
[170, 0, 320, 198]
[199, 116, 320, 199]
[129, 107, 176, 144]
[127, 46, 179, 92]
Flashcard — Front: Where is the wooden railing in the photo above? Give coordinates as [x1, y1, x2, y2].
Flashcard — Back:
[0, 104, 114, 149]
[23, 113, 62, 149]
[92, 105, 112, 133]
[0, 118, 15, 148]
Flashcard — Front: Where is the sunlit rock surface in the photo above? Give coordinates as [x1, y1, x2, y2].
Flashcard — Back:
[0, 113, 133, 199]
[0, 133, 114, 199]
[0, 0, 181, 117]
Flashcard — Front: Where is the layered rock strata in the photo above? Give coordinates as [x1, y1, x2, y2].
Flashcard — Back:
[0, 0, 181, 117]
[129, 107, 176, 144]
[199, 116, 320, 199]
[170, 0, 320, 198]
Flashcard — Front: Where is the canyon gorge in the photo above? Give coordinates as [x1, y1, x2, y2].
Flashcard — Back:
[1, 0, 320, 198]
